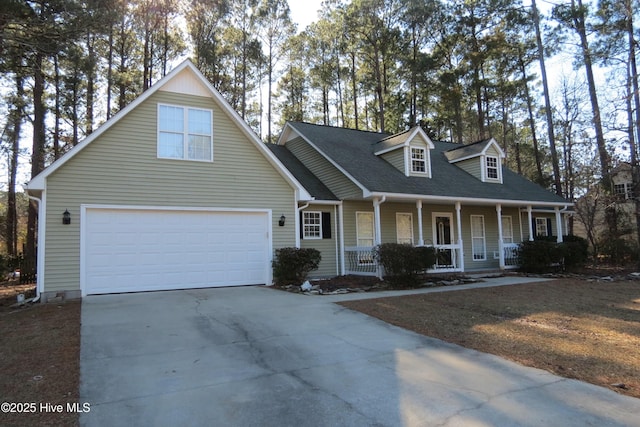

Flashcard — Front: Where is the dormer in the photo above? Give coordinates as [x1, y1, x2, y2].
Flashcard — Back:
[445, 137, 506, 184]
[373, 126, 435, 178]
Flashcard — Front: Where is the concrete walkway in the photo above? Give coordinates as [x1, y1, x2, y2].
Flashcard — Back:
[80, 278, 640, 426]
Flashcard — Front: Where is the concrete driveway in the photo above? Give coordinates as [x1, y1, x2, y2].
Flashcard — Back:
[80, 282, 640, 426]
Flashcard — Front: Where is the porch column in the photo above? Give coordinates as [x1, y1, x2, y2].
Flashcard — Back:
[527, 205, 534, 241]
[555, 207, 563, 243]
[455, 202, 464, 271]
[496, 204, 504, 269]
[416, 200, 424, 246]
[373, 196, 386, 245]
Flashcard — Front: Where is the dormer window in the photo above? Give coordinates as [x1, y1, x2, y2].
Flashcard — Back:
[486, 156, 499, 180]
[411, 148, 427, 173]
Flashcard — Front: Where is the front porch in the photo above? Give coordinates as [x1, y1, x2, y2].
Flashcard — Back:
[338, 197, 567, 277]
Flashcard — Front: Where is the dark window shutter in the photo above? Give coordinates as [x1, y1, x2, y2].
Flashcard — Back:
[532, 218, 537, 238]
[546, 218, 553, 237]
[299, 211, 304, 239]
[322, 212, 331, 239]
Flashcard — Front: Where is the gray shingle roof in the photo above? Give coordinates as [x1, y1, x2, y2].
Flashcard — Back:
[286, 121, 570, 205]
[444, 138, 494, 162]
[267, 143, 338, 201]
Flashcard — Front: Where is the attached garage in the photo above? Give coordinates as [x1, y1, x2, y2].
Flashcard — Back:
[81, 206, 271, 295]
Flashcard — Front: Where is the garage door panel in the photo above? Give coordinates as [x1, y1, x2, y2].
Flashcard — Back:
[83, 208, 270, 295]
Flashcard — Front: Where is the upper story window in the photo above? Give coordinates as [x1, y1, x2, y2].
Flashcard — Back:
[614, 183, 633, 200]
[486, 156, 499, 180]
[158, 104, 213, 161]
[411, 147, 427, 173]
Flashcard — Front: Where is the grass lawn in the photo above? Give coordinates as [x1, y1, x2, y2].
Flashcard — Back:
[0, 283, 80, 427]
[339, 278, 640, 399]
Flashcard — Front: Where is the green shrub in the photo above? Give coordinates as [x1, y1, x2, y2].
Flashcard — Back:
[272, 247, 321, 286]
[518, 237, 588, 273]
[597, 238, 638, 265]
[374, 243, 436, 287]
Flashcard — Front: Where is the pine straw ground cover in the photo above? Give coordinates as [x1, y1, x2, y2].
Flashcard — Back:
[339, 278, 640, 399]
[0, 283, 80, 427]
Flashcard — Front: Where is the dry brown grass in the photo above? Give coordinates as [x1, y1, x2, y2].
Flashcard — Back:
[339, 278, 640, 398]
[0, 284, 80, 427]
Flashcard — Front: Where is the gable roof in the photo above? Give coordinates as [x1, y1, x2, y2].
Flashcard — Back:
[373, 126, 434, 155]
[26, 60, 311, 200]
[445, 137, 505, 163]
[281, 122, 570, 207]
[267, 144, 338, 201]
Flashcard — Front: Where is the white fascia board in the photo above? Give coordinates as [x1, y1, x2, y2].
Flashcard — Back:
[374, 144, 404, 156]
[410, 127, 435, 149]
[482, 138, 506, 158]
[364, 191, 573, 208]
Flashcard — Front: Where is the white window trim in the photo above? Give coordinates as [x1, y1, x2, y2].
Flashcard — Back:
[157, 103, 213, 162]
[501, 215, 514, 244]
[470, 215, 486, 261]
[409, 146, 429, 176]
[356, 211, 375, 248]
[303, 211, 322, 240]
[396, 212, 414, 245]
[535, 217, 548, 237]
[483, 155, 500, 181]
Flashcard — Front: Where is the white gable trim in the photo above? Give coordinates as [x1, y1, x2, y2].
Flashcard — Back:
[27, 60, 311, 200]
[448, 137, 505, 164]
[373, 126, 434, 156]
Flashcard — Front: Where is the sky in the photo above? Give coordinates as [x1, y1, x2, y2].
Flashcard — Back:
[288, 0, 324, 32]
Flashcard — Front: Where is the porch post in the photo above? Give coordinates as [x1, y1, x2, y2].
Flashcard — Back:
[527, 205, 534, 241]
[496, 204, 504, 269]
[555, 207, 563, 243]
[455, 202, 464, 271]
[373, 196, 385, 246]
[416, 200, 424, 246]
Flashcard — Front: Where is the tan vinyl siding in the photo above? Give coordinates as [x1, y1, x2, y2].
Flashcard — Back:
[461, 206, 500, 270]
[380, 149, 405, 174]
[300, 204, 339, 278]
[44, 90, 296, 292]
[286, 137, 362, 199]
[456, 158, 482, 181]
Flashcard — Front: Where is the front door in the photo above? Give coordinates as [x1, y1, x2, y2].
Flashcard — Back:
[433, 213, 454, 267]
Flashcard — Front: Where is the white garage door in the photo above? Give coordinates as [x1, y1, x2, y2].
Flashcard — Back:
[82, 207, 270, 295]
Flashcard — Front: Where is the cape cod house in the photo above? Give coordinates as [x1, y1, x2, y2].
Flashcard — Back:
[26, 60, 571, 301]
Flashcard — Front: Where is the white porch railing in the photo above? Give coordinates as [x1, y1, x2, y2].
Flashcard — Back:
[344, 244, 465, 276]
[503, 243, 520, 269]
[344, 246, 378, 275]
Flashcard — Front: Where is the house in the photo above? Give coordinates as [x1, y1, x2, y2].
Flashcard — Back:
[26, 60, 571, 301]
[269, 122, 572, 278]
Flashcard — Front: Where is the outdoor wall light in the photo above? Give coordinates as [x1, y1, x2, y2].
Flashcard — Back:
[279, 215, 286, 227]
[62, 210, 71, 225]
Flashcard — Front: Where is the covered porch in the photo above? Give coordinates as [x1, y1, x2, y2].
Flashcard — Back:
[339, 196, 569, 277]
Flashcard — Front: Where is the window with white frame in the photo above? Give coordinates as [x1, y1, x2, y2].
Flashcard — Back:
[486, 156, 499, 180]
[471, 215, 486, 260]
[535, 217, 549, 237]
[158, 104, 212, 161]
[411, 147, 427, 173]
[614, 183, 633, 200]
[396, 213, 413, 244]
[501, 216, 514, 244]
[356, 212, 375, 247]
[303, 211, 322, 239]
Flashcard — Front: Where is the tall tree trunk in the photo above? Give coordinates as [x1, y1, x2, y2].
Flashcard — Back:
[625, 0, 640, 264]
[6, 73, 24, 257]
[106, 25, 113, 119]
[573, 0, 610, 182]
[532, 0, 563, 196]
[350, 52, 358, 129]
[374, 46, 385, 132]
[26, 52, 47, 263]
[86, 30, 95, 135]
[53, 55, 61, 159]
[519, 52, 544, 183]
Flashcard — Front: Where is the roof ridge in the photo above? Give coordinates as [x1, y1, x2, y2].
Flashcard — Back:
[289, 121, 387, 136]
[446, 137, 492, 152]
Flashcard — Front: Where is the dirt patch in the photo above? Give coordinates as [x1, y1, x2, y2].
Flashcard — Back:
[0, 283, 80, 427]
[339, 278, 640, 398]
